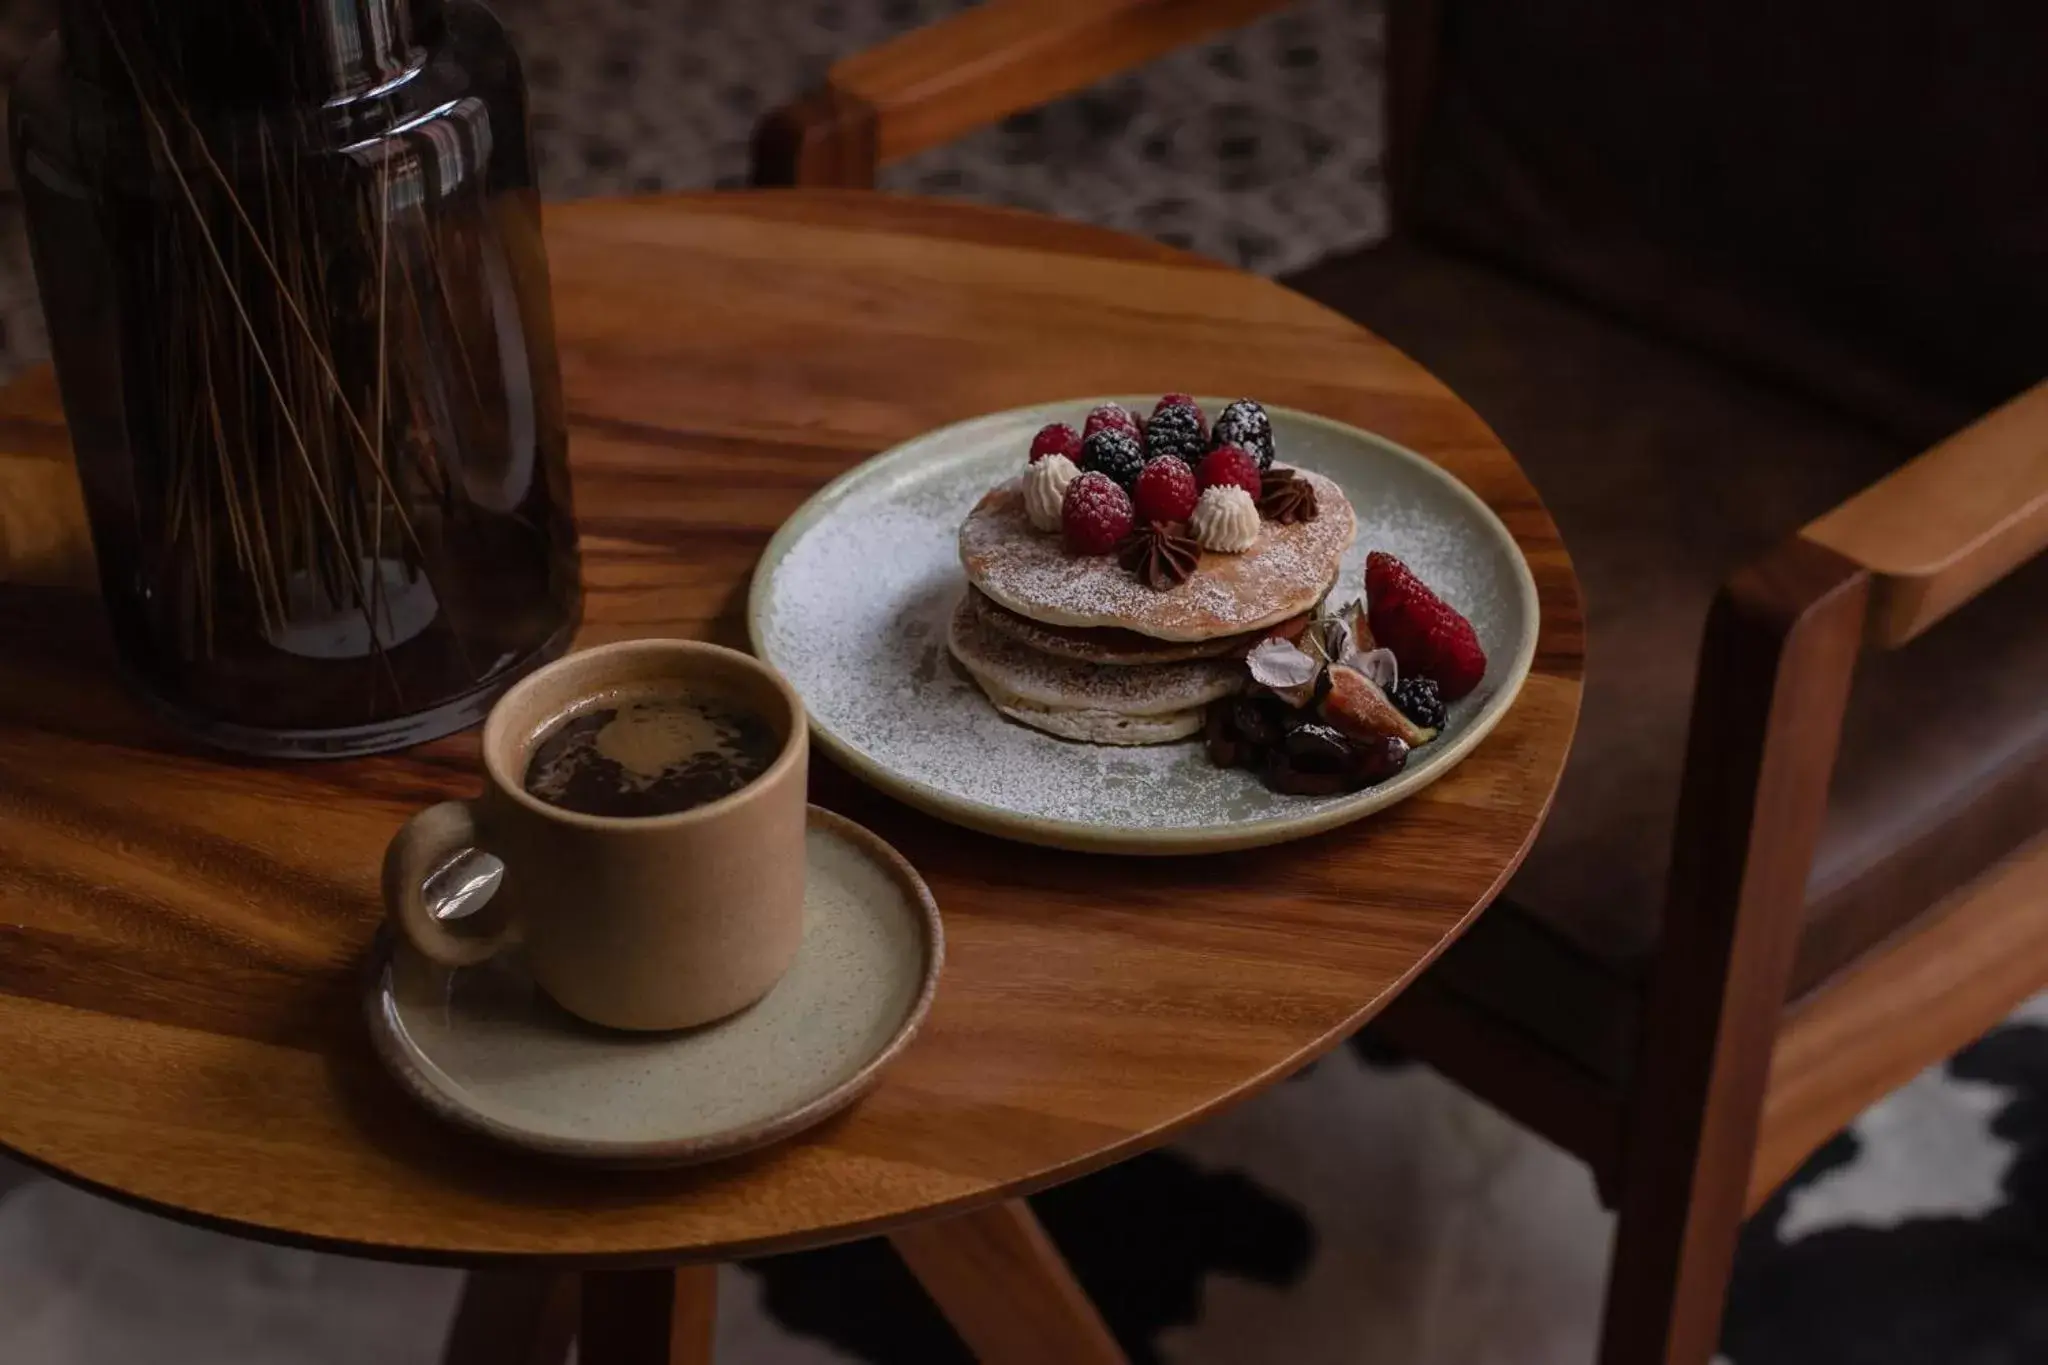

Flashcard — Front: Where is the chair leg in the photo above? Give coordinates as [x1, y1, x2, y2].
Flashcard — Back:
[1598, 1129, 1758, 1365]
[891, 1198, 1128, 1365]
[442, 1269, 579, 1365]
[1596, 543, 1870, 1365]
[578, 1265, 719, 1365]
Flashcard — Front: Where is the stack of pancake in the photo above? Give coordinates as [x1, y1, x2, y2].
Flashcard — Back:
[949, 471, 1357, 744]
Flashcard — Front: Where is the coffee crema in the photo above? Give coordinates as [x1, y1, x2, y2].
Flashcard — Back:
[521, 692, 780, 819]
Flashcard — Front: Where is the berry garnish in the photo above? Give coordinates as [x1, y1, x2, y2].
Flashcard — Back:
[1082, 403, 1140, 441]
[1210, 399, 1275, 470]
[1144, 403, 1207, 463]
[1196, 443, 1263, 499]
[1062, 471, 1134, 555]
[1390, 676, 1447, 731]
[1231, 695, 1284, 748]
[1132, 455, 1199, 523]
[1365, 551, 1487, 700]
[1348, 734, 1412, 785]
[1028, 422, 1082, 465]
[1321, 663, 1433, 746]
[1283, 721, 1353, 774]
[1260, 748, 1351, 796]
[1153, 393, 1206, 430]
[1080, 427, 1146, 490]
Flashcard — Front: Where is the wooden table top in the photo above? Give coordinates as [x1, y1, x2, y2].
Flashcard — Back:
[0, 191, 1582, 1268]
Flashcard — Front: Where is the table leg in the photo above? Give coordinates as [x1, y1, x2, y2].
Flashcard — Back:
[441, 1269, 579, 1365]
[890, 1199, 1127, 1365]
[578, 1264, 718, 1365]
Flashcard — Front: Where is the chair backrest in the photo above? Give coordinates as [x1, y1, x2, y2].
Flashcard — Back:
[1406, 0, 2048, 442]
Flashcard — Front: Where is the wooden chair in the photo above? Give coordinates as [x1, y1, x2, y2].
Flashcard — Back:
[754, 4, 2048, 1362]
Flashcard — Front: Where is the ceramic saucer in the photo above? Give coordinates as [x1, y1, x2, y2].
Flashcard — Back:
[365, 806, 942, 1166]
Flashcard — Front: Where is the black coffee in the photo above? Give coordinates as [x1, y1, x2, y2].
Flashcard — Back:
[521, 693, 780, 819]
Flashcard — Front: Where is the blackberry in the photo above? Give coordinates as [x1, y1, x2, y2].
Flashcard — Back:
[1391, 676, 1446, 731]
[1144, 404, 1207, 463]
[1080, 427, 1146, 491]
[1210, 398, 1276, 470]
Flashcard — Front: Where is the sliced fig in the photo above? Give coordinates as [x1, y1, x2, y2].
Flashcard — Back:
[1319, 664, 1436, 747]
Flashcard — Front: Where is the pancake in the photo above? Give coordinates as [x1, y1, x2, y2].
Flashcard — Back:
[974, 690, 1205, 746]
[968, 588, 1319, 665]
[947, 593, 1242, 745]
[959, 467, 1354, 642]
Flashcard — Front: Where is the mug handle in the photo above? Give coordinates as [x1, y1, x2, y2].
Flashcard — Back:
[381, 800, 520, 967]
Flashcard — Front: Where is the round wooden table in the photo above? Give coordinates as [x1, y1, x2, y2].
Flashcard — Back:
[0, 192, 1583, 1364]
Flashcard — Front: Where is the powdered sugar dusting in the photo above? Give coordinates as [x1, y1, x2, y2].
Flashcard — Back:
[960, 471, 1353, 640]
[947, 595, 1240, 713]
[756, 401, 1535, 838]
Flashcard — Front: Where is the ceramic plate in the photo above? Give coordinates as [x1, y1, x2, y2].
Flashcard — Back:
[749, 398, 1539, 854]
[366, 807, 942, 1166]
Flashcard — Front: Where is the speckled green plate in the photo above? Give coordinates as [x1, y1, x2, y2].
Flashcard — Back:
[748, 398, 1539, 854]
[365, 808, 942, 1167]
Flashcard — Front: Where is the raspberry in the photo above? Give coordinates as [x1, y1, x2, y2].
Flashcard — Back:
[1132, 455, 1199, 523]
[1144, 404, 1207, 463]
[1062, 471, 1134, 555]
[1366, 551, 1488, 700]
[1210, 398, 1276, 470]
[1082, 403, 1140, 442]
[1028, 422, 1082, 465]
[1152, 394, 1206, 433]
[1080, 427, 1146, 490]
[1196, 443, 1262, 499]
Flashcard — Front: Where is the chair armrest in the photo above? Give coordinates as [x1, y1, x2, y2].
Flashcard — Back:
[751, 0, 1293, 187]
[1802, 378, 2048, 647]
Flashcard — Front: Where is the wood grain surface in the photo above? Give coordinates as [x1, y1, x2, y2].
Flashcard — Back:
[0, 191, 1582, 1266]
[834, 0, 1287, 166]
[1803, 376, 2048, 647]
[441, 1269, 579, 1365]
[1599, 542, 1868, 1365]
[890, 1199, 1128, 1365]
[1754, 831, 2048, 1212]
[752, 0, 1291, 188]
[579, 1265, 718, 1365]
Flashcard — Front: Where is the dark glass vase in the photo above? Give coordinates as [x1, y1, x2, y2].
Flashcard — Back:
[9, 0, 580, 757]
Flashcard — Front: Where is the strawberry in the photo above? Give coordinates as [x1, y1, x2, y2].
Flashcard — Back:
[1132, 455, 1199, 523]
[1196, 444, 1263, 499]
[1364, 551, 1486, 699]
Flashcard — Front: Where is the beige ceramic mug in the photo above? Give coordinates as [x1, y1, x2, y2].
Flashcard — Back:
[382, 640, 809, 1031]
